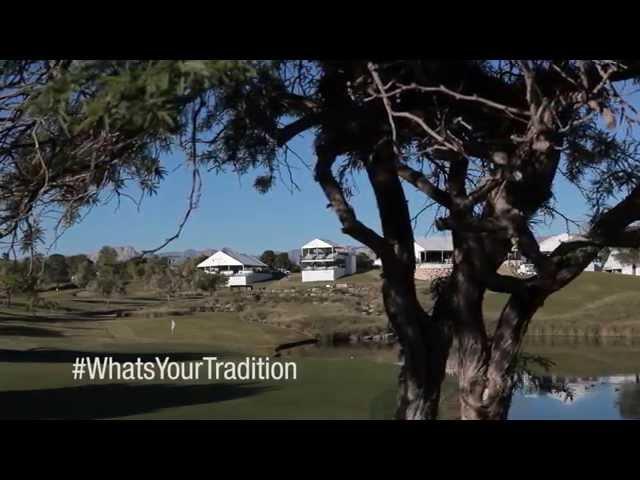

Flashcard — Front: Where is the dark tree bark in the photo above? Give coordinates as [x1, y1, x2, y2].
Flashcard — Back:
[366, 143, 450, 419]
[309, 61, 640, 420]
[314, 136, 450, 419]
[5, 59, 640, 421]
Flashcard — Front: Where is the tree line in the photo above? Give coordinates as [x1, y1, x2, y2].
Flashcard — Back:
[0, 246, 227, 306]
[4, 59, 640, 419]
[258, 250, 298, 272]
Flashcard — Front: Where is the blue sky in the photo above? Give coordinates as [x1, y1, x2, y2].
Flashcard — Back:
[42, 131, 593, 257]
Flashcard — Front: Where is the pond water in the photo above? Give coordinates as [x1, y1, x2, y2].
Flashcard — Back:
[509, 374, 640, 420]
[287, 337, 640, 420]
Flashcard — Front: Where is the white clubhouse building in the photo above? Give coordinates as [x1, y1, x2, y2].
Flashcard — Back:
[414, 234, 454, 266]
[372, 232, 605, 276]
[300, 238, 356, 282]
[196, 248, 272, 287]
[373, 233, 454, 268]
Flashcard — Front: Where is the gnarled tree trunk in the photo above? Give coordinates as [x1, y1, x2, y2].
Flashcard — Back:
[445, 274, 547, 420]
[311, 60, 640, 421]
[383, 271, 449, 419]
[365, 143, 451, 419]
[314, 134, 452, 419]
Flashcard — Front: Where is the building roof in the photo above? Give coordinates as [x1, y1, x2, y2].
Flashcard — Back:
[222, 248, 267, 267]
[302, 238, 342, 249]
[197, 248, 267, 268]
[537, 233, 575, 253]
[411, 231, 581, 254]
[535, 234, 555, 244]
[414, 233, 454, 251]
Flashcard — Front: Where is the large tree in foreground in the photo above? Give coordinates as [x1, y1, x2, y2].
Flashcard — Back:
[3, 60, 640, 419]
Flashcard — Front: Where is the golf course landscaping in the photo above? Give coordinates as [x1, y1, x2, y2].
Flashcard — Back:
[0, 270, 639, 419]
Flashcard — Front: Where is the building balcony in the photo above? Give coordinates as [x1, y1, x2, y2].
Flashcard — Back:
[302, 264, 344, 271]
[301, 252, 341, 262]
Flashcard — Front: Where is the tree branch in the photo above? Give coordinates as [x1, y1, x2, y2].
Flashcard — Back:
[314, 141, 390, 256]
[482, 271, 527, 296]
[435, 215, 507, 234]
[492, 226, 640, 357]
[591, 184, 640, 237]
[396, 163, 452, 208]
[542, 184, 640, 292]
[280, 93, 320, 113]
[378, 82, 530, 123]
[275, 115, 317, 147]
[463, 178, 503, 208]
[598, 228, 640, 248]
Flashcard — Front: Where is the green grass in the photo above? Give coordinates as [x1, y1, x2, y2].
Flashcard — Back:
[0, 356, 401, 419]
[0, 310, 303, 355]
[258, 269, 382, 289]
[30, 269, 640, 338]
[0, 299, 462, 419]
[0, 295, 402, 419]
[1, 270, 640, 419]
[483, 272, 640, 334]
[414, 271, 640, 335]
[522, 338, 640, 376]
[0, 311, 637, 419]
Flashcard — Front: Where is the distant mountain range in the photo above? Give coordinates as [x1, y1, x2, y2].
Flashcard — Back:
[82, 245, 372, 265]
[86, 246, 217, 263]
[157, 249, 217, 261]
[82, 246, 273, 265]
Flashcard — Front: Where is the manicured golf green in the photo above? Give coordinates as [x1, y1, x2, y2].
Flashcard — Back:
[0, 305, 406, 419]
[1, 270, 639, 419]
[483, 272, 640, 335]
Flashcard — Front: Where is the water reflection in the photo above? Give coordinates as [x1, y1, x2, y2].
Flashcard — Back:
[282, 342, 400, 364]
[510, 374, 640, 420]
[282, 336, 640, 419]
[523, 335, 640, 348]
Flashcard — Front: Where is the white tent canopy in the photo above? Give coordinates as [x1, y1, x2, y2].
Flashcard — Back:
[301, 238, 341, 249]
[197, 248, 267, 269]
[538, 233, 574, 253]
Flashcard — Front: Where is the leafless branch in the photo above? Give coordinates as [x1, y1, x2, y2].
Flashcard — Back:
[314, 141, 390, 256]
[372, 82, 530, 123]
[397, 163, 452, 208]
[368, 63, 399, 151]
